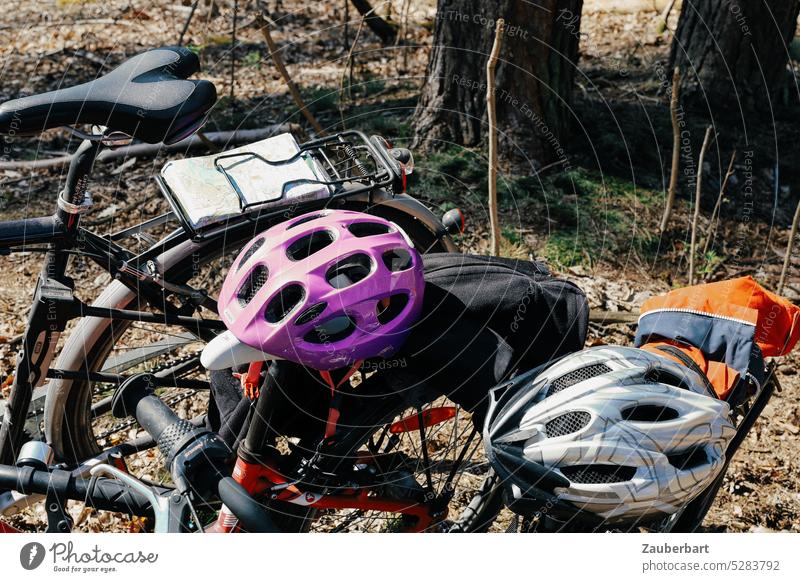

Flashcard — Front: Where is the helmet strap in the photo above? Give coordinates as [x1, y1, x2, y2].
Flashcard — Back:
[319, 360, 364, 439]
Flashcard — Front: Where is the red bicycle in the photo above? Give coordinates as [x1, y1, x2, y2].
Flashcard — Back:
[0, 361, 500, 533]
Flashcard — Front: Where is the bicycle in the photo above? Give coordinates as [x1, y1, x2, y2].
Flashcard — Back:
[0, 46, 501, 533]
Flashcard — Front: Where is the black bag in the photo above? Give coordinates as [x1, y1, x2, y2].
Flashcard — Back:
[397, 253, 588, 419]
[206, 253, 588, 446]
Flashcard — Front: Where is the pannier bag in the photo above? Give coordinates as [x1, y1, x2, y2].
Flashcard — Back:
[635, 276, 800, 399]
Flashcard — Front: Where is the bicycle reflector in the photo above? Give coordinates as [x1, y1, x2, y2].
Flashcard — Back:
[389, 407, 458, 434]
[442, 208, 465, 235]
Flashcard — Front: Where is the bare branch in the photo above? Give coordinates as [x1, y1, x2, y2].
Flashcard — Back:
[778, 197, 800, 295]
[689, 125, 714, 285]
[0, 125, 302, 171]
[350, 0, 398, 45]
[257, 12, 327, 136]
[486, 18, 505, 257]
[660, 66, 681, 233]
[339, 7, 370, 130]
[656, 0, 678, 34]
[702, 149, 736, 256]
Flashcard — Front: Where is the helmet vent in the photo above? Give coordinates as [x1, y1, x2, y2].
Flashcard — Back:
[295, 302, 328, 325]
[376, 293, 409, 325]
[304, 315, 356, 344]
[382, 248, 413, 272]
[621, 405, 679, 422]
[237, 238, 265, 271]
[547, 363, 611, 397]
[545, 411, 591, 437]
[236, 265, 269, 306]
[667, 447, 708, 471]
[560, 464, 636, 484]
[644, 368, 690, 390]
[348, 221, 391, 238]
[286, 230, 335, 261]
[265, 284, 305, 323]
[326, 254, 373, 289]
[286, 213, 326, 229]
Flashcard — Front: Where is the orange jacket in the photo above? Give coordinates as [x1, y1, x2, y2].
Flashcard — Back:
[634, 277, 799, 399]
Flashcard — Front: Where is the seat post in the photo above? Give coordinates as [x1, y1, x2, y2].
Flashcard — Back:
[43, 138, 103, 282]
[58, 138, 102, 230]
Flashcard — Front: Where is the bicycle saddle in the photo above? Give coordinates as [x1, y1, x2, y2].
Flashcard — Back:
[0, 46, 216, 144]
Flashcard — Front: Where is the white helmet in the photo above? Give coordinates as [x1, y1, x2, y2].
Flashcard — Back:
[484, 346, 736, 525]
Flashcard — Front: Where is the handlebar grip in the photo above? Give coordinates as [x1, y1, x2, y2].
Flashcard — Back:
[111, 374, 204, 464]
[111, 373, 232, 496]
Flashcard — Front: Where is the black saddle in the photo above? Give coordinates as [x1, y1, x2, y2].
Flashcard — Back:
[0, 47, 216, 144]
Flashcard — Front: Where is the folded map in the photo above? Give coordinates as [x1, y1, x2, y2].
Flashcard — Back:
[160, 133, 330, 230]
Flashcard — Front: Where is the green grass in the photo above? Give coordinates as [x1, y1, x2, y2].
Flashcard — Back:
[542, 231, 587, 267]
[205, 34, 232, 46]
[243, 51, 262, 69]
[410, 147, 489, 204]
[301, 86, 340, 118]
[410, 147, 661, 268]
[540, 169, 661, 268]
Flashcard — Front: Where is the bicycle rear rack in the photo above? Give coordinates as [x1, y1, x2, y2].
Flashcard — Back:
[157, 130, 396, 241]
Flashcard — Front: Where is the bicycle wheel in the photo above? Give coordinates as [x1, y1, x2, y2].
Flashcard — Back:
[260, 372, 500, 533]
[45, 195, 453, 463]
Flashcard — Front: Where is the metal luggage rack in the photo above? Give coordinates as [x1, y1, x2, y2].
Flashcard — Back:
[157, 130, 398, 241]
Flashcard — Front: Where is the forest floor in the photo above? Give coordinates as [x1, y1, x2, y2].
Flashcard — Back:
[0, 0, 799, 532]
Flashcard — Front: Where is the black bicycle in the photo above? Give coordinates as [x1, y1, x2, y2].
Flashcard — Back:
[0, 46, 494, 531]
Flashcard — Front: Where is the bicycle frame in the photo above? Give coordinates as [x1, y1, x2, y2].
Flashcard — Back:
[210, 455, 437, 533]
[0, 138, 224, 465]
[206, 362, 456, 533]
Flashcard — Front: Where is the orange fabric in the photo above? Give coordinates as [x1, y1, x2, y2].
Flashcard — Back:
[639, 276, 800, 357]
[705, 361, 740, 399]
[641, 340, 740, 399]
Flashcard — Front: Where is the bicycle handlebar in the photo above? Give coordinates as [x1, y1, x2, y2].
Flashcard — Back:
[218, 477, 280, 533]
[0, 464, 155, 519]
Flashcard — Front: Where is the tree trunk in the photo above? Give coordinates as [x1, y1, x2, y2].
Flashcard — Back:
[669, 0, 800, 111]
[412, 0, 583, 164]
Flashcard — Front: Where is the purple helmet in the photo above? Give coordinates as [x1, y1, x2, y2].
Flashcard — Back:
[217, 209, 425, 370]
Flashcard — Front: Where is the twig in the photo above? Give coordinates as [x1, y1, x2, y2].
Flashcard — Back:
[778, 197, 800, 295]
[72, 49, 109, 68]
[397, 0, 411, 71]
[230, 0, 238, 100]
[177, 0, 200, 45]
[660, 66, 681, 233]
[0, 125, 301, 171]
[689, 125, 714, 285]
[256, 13, 327, 136]
[703, 149, 736, 255]
[339, 7, 370, 131]
[588, 311, 640, 325]
[535, 158, 570, 176]
[350, 0, 398, 45]
[343, 0, 349, 53]
[196, 131, 222, 153]
[656, 0, 678, 34]
[487, 18, 505, 257]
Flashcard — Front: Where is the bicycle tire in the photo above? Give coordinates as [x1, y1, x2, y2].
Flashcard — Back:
[45, 196, 453, 463]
